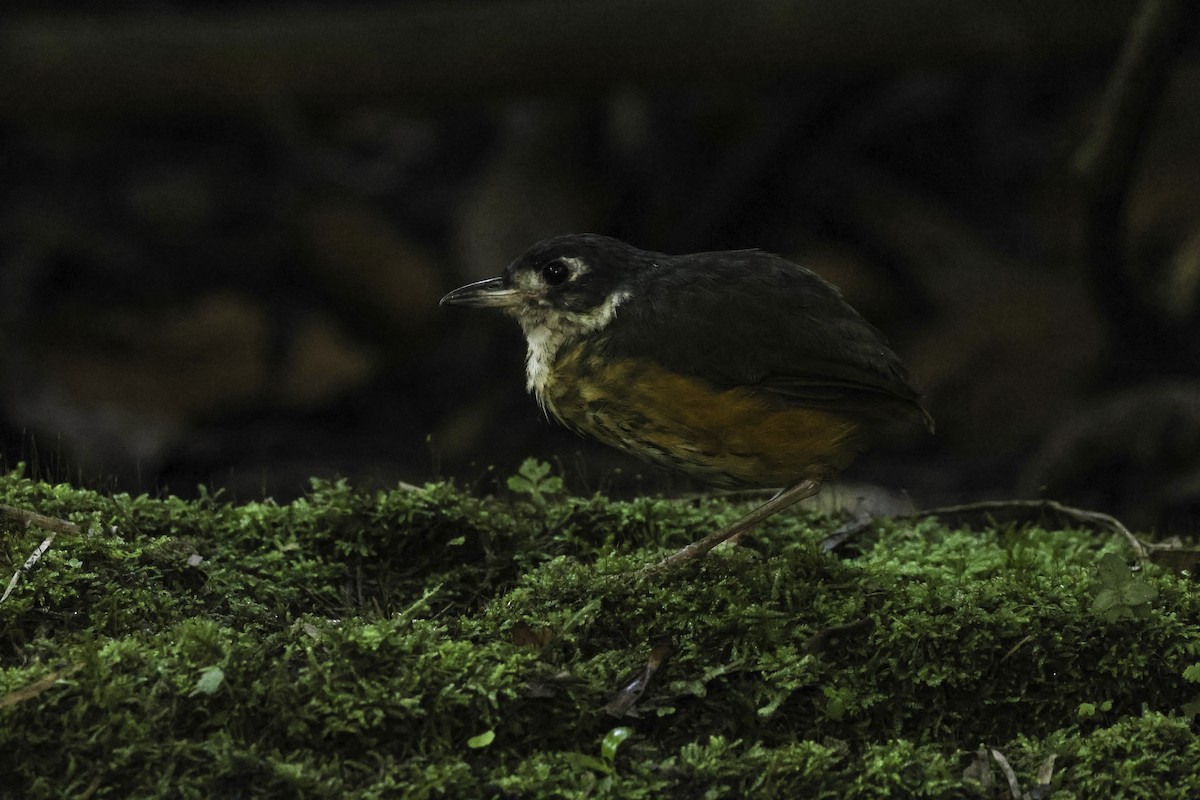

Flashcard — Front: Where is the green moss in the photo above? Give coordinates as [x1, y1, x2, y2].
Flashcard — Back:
[1, 463, 1197, 798]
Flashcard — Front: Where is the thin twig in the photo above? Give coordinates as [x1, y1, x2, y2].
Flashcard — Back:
[906, 498, 1152, 561]
[820, 510, 874, 552]
[0, 504, 81, 604]
[0, 663, 83, 710]
[0, 504, 81, 535]
[604, 642, 672, 717]
[989, 748, 1024, 800]
[1036, 754, 1057, 795]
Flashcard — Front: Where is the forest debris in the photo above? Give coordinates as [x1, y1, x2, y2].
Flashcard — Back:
[0, 504, 80, 604]
[604, 642, 672, 717]
[907, 499, 1153, 561]
[0, 664, 83, 710]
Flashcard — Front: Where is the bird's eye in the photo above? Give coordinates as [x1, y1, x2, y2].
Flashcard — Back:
[541, 259, 571, 286]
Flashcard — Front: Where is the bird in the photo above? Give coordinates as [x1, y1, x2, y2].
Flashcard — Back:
[440, 234, 933, 568]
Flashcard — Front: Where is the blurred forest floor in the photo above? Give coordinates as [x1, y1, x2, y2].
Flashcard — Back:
[0, 0, 1198, 536]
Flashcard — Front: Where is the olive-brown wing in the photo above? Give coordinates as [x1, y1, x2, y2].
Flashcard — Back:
[596, 250, 931, 430]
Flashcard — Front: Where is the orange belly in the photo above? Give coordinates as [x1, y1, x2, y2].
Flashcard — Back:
[542, 343, 862, 488]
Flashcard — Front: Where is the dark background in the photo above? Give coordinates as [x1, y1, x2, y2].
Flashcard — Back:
[1, 1, 1197, 535]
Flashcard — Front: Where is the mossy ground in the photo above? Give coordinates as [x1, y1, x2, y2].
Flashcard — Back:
[1, 462, 1198, 798]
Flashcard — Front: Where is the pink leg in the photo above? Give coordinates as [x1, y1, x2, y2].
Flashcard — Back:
[651, 478, 823, 570]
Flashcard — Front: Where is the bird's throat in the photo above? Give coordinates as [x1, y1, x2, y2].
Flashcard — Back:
[521, 289, 631, 404]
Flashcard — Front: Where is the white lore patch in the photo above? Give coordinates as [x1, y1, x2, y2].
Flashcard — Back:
[521, 289, 631, 405]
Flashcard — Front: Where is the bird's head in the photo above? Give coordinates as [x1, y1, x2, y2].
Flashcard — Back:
[440, 234, 653, 341]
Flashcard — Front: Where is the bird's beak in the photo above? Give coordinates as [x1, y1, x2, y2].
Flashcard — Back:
[439, 276, 522, 309]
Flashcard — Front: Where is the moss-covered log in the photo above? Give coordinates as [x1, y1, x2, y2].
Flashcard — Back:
[1, 464, 1197, 797]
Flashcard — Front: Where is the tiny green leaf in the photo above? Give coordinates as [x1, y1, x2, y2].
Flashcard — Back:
[1183, 663, 1200, 683]
[505, 459, 564, 505]
[1077, 702, 1096, 718]
[1091, 588, 1122, 614]
[823, 686, 849, 721]
[757, 691, 788, 718]
[1103, 604, 1133, 623]
[601, 726, 633, 763]
[1121, 580, 1158, 606]
[193, 666, 225, 696]
[522, 459, 550, 482]
[467, 730, 495, 749]
[1096, 553, 1129, 588]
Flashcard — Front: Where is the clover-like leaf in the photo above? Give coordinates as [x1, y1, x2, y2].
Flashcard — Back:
[1105, 605, 1134, 623]
[1121, 580, 1158, 606]
[1096, 553, 1129, 589]
[1091, 588, 1122, 615]
[506, 459, 564, 506]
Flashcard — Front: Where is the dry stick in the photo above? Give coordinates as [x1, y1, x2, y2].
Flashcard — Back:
[0, 504, 81, 604]
[604, 643, 672, 717]
[0, 505, 81, 535]
[905, 499, 1151, 561]
[989, 748, 1024, 800]
[0, 663, 84, 710]
[1037, 754, 1058, 794]
[982, 747, 1056, 800]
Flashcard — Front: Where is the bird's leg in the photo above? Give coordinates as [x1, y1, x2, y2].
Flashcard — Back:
[651, 478, 822, 570]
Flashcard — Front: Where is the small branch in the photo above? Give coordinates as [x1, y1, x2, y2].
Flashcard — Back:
[820, 510, 874, 552]
[0, 664, 83, 710]
[0, 504, 81, 535]
[605, 642, 671, 717]
[989, 748, 1024, 800]
[907, 499, 1151, 561]
[0, 504, 81, 604]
